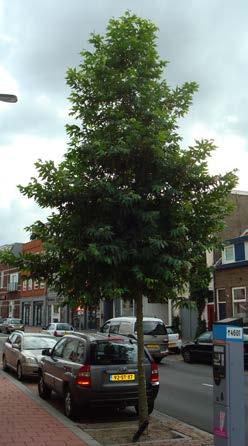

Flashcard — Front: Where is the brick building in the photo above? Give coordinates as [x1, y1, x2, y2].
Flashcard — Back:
[214, 230, 248, 323]
[20, 239, 66, 326]
[0, 243, 23, 319]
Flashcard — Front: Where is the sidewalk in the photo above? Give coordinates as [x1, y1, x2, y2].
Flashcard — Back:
[0, 372, 92, 446]
[0, 370, 213, 446]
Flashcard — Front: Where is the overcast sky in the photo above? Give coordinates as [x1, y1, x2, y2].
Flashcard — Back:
[1, 0, 248, 245]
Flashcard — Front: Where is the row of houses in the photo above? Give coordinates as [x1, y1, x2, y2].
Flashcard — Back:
[1, 190, 248, 335]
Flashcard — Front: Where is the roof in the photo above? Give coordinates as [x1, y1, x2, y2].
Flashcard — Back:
[105, 316, 164, 322]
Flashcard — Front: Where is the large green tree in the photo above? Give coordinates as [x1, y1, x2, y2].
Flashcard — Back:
[1, 12, 237, 429]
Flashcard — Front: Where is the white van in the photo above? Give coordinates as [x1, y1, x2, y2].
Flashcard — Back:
[99, 316, 169, 363]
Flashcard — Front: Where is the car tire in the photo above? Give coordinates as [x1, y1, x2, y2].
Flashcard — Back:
[38, 373, 51, 399]
[64, 388, 78, 420]
[182, 350, 192, 363]
[17, 362, 23, 381]
[134, 400, 154, 416]
[2, 355, 8, 371]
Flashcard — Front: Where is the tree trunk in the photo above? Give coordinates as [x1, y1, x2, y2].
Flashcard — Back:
[136, 291, 148, 427]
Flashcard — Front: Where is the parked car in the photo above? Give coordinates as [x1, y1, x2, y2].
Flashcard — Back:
[0, 318, 7, 333]
[181, 331, 248, 367]
[99, 316, 169, 363]
[166, 326, 182, 353]
[38, 332, 159, 419]
[2, 331, 57, 380]
[43, 322, 74, 337]
[1, 318, 25, 334]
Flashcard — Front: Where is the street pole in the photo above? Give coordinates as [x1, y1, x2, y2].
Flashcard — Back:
[0, 94, 18, 103]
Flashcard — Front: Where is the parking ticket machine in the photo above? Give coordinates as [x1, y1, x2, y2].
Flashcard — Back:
[213, 318, 245, 446]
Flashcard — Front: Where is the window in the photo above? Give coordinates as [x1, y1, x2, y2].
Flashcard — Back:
[217, 289, 226, 320]
[134, 320, 167, 335]
[222, 245, 235, 264]
[197, 332, 212, 343]
[22, 280, 27, 291]
[34, 280, 39, 289]
[39, 280, 45, 289]
[109, 322, 120, 334]
[62, 339, 79, 362]
[101, 321, 111, 334]
[232, 287, 248, 317]
[91, 340, 143, 365]
[245, 242, 248, 260]
[28, 279, 33, 291]
[52, 338, 68, 358]
[0, 271, 3, 289]
[76, 341, 86, 363]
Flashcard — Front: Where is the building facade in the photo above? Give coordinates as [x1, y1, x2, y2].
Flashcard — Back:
[0, 243, 23, 319]
[214, 230, 248, 324]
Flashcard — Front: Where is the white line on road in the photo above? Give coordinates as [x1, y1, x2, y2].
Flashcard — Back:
[202, 383, 213, 388]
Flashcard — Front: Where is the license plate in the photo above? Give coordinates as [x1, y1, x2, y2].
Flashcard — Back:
[110, 373, 135, 382]
[147, 344, 159, 349]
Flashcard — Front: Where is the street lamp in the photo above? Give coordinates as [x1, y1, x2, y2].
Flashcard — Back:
[0, 94, 18, 103]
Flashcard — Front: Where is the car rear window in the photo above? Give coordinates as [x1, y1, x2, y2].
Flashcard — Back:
[90, 340, 142, 365]
[57, 324, 70, 330]
[135, 321, 167, 335]
[10, 319, 22, 324]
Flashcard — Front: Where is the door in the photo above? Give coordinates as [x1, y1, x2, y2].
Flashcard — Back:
[55, 338, 81, 394]
[43, 337, 68, 389]
[194, 332, 213, 363]
[4, 333, 17, 367]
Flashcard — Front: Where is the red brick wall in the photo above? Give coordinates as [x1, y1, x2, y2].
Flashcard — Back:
[214, 266, 248, 317]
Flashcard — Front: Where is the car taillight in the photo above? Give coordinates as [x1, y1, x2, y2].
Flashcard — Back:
[150, 361, 159, 384]
[75, 365, 91, 387]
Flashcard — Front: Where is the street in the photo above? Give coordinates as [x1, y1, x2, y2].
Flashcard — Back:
[0, 332, 247, 438]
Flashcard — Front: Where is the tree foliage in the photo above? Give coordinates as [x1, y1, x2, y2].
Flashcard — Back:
[0, 11, 238, 427]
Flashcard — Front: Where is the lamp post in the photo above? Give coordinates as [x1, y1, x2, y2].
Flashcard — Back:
[0, 94, 18, 103]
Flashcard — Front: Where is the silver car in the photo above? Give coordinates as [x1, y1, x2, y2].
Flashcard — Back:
[100, 317, 169, 363]
[2, 331, 57, 380]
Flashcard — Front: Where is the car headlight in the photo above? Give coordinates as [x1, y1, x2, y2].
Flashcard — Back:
[24, 357, 37, 364]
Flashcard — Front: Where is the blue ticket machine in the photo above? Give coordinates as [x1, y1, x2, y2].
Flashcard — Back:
[213, 318, 245, 446]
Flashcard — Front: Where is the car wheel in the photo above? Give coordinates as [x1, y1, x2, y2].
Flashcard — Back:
[182, 350, 192, 363]
[64, 388, 78, 420]
[38, 373, 51, 399]
[134, 400, 154, 416]
[2, 355, 8, 371]
[17, 362, 23, 381]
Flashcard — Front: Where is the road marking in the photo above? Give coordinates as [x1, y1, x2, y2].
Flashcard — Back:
[202, 383, 213, 388]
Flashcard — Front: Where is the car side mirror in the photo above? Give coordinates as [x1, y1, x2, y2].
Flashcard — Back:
[42, 348, 52, 356]
[194, 339, 198, 344]
[12, 343, 21, 350]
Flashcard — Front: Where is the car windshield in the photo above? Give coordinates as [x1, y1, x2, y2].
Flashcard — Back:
[142, 321, 167, 335]
[23, 336, 57, 350]
[9, 319, 22, 324]
[91, 340, 143, 365]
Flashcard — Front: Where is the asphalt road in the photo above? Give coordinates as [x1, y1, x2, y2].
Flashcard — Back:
[156, 354, 248, 436]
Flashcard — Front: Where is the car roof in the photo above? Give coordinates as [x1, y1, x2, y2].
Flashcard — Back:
[106, 316, 164, 322]
[65, 331, 136, 343]
[12, 331, 55, 338]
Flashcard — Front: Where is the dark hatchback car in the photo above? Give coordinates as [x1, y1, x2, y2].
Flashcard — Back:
[181, 330, 248, 367]
[38, 332, 159, 419]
